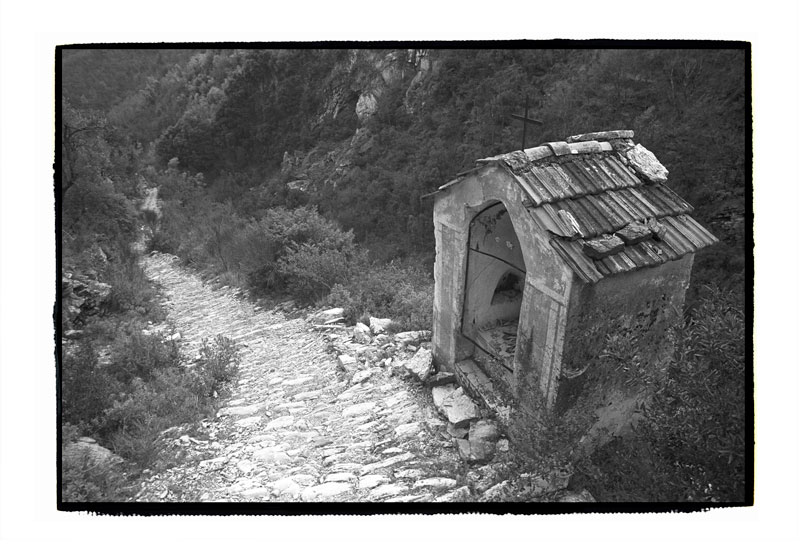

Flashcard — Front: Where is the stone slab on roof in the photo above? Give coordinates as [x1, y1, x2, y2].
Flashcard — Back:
[435, 129, 718, 283]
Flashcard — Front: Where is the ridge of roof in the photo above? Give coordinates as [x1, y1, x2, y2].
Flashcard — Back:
[429, 129, 719, 282]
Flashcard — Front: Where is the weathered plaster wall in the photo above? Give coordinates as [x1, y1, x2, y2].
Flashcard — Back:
[554, 255, 694, 454]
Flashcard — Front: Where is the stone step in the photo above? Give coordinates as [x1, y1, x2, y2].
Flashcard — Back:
[454, 359, 512, 426]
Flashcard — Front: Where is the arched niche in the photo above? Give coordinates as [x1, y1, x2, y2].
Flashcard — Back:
[461, 201, 526, 373]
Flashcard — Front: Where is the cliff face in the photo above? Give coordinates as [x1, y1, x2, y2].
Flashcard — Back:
[280, 49, 442, 196]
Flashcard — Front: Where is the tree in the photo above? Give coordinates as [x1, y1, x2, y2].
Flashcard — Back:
[61, 98, 109, 202]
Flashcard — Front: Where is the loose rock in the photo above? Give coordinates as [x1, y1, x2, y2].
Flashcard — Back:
[350, 367, 375, 384]
[353, 322, 372, 344]
[435, 486, 472, 502]
[469, 419, 500, 444]
[337, 354, 358, 373]
[432, 384, 457, 410]
[413, 477, 457, 490]
[370, 483, 408, 498]
[359, 474, 389, 489]
[301, 482, 353, 502]
[312, 308, 344, 324]
[397, 347, 433, 382]
[456, 438, 495, 464]
[426, 370, 457, 387]
[441, 387, 480, 428]
[369, 317, 392, 334]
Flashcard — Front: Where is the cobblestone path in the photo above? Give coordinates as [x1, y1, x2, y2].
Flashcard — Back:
[134, 253, 478, 503]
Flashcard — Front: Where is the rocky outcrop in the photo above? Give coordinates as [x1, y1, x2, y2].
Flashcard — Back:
[63, 437, 124, 470]
[61, 272, 111, 328]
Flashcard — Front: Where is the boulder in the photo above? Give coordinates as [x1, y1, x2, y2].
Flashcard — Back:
[63, 439, 123, 471]
[456, 438, 496, 464]
[356, 91, 379, 122]
[369, 317, 392, 334]
[353, 322, 372, 344]
[312, 308, 344, 324]
[582, 234, 625, 259]
[446, 423, 469, 439]
[393, 330, 432, 344]
[397, 347, 433, 382]
[337, 354, 358, 374]
[615, 221, 653, 245]
[441, 387, 480, 428]
[468, 419, 500, 444]
[625, 143, 669, 183]
[432, 384, 458, 412]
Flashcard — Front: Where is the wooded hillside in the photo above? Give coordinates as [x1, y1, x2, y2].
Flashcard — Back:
[60, 46, 749, 503]
[63, 47, 747, 291]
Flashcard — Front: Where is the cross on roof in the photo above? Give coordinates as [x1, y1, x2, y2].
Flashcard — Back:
[510, 95, 543, 151]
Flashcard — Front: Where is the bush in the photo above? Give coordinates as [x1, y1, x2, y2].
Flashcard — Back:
[638, 285, 747, 501]
[572, 285, 747, 502]
[278, 242, 363, 302]
[103, 245, 161, 314]
[106, 330, 181, 383]
[101, 336, 239, 465]
[61, 342, 123, 430]
[196, 335, 241, 396]
[102, 367, 208, 464]
[326, 261, 433, 331]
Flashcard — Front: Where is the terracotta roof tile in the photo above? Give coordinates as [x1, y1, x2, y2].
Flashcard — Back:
[565, 130, 634, 143]
[438, 130, 718, 282]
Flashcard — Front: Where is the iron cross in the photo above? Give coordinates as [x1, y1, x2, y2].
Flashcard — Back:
[510, 95, 543, 151]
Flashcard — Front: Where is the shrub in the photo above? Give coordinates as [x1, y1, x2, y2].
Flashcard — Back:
[571, 285, 747, 502]
[61, 342, 123, 429]
[638, 285, 747, 501]
[100, 335, 239, 465]
[103, 246, 160, 314]
[197, 335, 241, 396]
[102, 366, 209, 465]
[278, 242, 362, 302]
[387, 280, 434, 331]
[326, 261, 434, 330]
[106, 330, 181, 383]
[324, 283, 355, 310]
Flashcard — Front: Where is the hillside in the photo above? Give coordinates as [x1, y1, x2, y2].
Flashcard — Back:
[59, 46, 748, 504]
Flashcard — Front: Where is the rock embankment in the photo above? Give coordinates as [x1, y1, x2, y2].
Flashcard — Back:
[134, 252, 591, 503]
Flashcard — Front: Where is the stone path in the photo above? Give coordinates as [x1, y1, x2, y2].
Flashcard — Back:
[134, 253, 489, 503]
